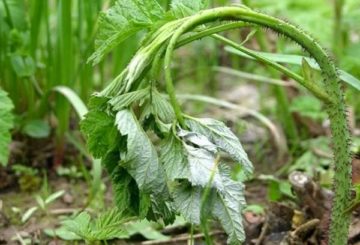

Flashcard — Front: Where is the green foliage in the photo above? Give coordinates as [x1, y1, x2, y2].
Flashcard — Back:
[50, 209, 169, 242]
[290, 95, 327, 121]
[225, 46, 360, 91]
[0, 88, 14, 166]
[63, 209, 130, 241]
[82, 2, 253, 244]
[88, 0, 211, 65]
[88, 0, 165, 65]
[82, 0, 353, 244]
[170, 0, 209, 17]
[115, 109, 168, 197]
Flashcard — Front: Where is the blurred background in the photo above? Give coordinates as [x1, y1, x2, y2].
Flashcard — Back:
[0, 0, 359, 244]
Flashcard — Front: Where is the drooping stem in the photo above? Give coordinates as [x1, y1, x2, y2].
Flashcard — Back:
[163, 7, 352, 244]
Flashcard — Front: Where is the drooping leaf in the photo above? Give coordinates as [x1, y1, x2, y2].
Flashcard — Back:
[212, 176, 246, 244]
[160, 133, 189, 181]
[186, 117, 253, 177]
[170, 0, 209, 18]
[0, 88, 14, 166]
[109, 87, 150, 111]
[52, 86, 88, 119]
[89, 0, 165, 64]
[111, 165, 141, 214]
[150, 90, 175, 123]
[184, 143, 223, 190]
[115, 109, 168, 198]
[81, 109, 119, 159]
[173, 183, 203, 224]
[177, 129, 226, 190]
[147, 197, 176, 225]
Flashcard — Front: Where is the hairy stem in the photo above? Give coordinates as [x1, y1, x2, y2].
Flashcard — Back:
[163, 7, 351, 244]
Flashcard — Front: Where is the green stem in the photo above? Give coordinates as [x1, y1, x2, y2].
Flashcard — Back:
[163, 7, 351, 244]
[211, 34, 333, 104]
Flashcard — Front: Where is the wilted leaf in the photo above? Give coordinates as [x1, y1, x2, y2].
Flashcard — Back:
[212, 176, 246, 244]
[186, 117, 253, 177]
[115, 109, 168, 198]
[160, 133, 189, 181]
[109, 87, 150, 111]
[150, 90, 175, 123]
[173, 183, 203, 224]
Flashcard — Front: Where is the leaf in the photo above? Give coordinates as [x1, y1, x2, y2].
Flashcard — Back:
[173, 183, 203, 224]
[10, 55, 35, 77]
[160, 133, 189, 181]
[110, 165, 142, 215]
[338, 70, 360, 91]
[212, 176, 246, 244]
[63, 210, 130, 241]
[186, 117, 253, 177]
[147, 197, 176, 225]
[184, 143, 223, 190]
[109, 87, 150, 111]
[22, 119, 50, 138]
[302, 58, 316, 82]
[150, 90, 175, 123]
[52, 86, 88, 119]
[170, 0, 209, 18]
[115, 109, 168, 198]
[289, 95, 327, 120]
[92, 209, 130, 240]
[176, 129, 226, 191]
[21, 206, 38, 223]
[81, 107, 119, 159]
[63, 212, 91, 238]
[225, 46, 360, 91]
[0, 88, 14, 166]
[45, 190, 65, 205]
[126, 220, 170, 241]
[88, 0, 165, 65]
[43, 227, 81, 241]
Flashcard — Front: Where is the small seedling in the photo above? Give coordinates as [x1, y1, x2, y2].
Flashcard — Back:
[21, 190, 65, 223]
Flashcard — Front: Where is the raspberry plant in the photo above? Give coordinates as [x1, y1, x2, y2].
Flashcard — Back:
[82, 1, 353, 244]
